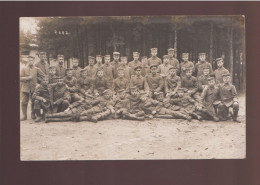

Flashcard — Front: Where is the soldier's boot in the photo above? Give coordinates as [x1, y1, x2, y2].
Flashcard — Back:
[34, 109, 42, 122]
[45, 117, 73, 123]
[191, 112, 202, 121]
[172, 111, 191, 121]
[20, 104, 28, 121]
[124, 113, 145, 121]
[217, 104, 227, 121]
[79, 115, 92, 122]
[31, 111, 36, 120]
[89, 114, 101, 123]
[232, 110, 240, 123]
[212, 116, 220, 122]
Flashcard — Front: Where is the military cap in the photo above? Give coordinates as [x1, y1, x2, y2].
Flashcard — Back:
[134, 65, 142, 71]
[182, 53, 189, 56]
[168, 48, 175, 51]
[207, 77, 215, 81]
[120, 56, 127, 60]
[222, 72, 231, 77]
[151, 48, 158, 51]
[203, 66, 210, 70]
[88, 56, 95, 60]
[39, 52, 47, 55]
[215, 58, 223, 62]
[198, 53, 206, 56]
[113, 52, 120, 55]
[57, 54, 64, 59]
[117, 89, 126, 93]
[141, 56, 148, 59]
[27, 55, 35, 59]
[103, 89, 112, 95]
[169, 66, 178, 70]
[49, 66, 56, 70]
[66, 68, 73, 72]
[96, 55, 102, 58]
[133, 52, 140, 56]
[163, 55, 169, 59]
[150, 64, 158, 69]
[104, 55, 111, 58]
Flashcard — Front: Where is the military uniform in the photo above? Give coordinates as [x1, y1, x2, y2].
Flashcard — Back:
[55, 55, 66, 78]
[197, 74, 210, 92]
[64, 70, 81, 102]
[130, 66, 150, 94]
[112, 89, 130, 119]
[84, 56, 96, 79]
[180, 62, 194, 78]
[77, 69, 94, 96]
[181, 74, 201, 103]
[195, 61, 213, 78]
[158, 63, 173, 78]
[164, 70, 181, 97]
[146, 65, 164, 96]
[20, 56, 45, 120]
[35, 59, 49, 75]
[103, 56, 114, 89]
[168, 48, 180, 74]
[93, 69, 110, 95]
[147, 56, 162, 66]
[111, 52, 121, 79]
[213, 58, 230, 84]
[218, 73, 239, 121]
[113, 75, 130, 94]
[129, 52, 142, 76]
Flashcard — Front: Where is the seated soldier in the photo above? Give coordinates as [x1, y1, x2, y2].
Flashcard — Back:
[197, 66, 211, 93]
[45, 96, 99, 123]
[50, 77, 71, 114]
[146, 64, 164, 98]
[112, 89, 130, 119]
[113, 67, 130, 94]
[157, 55, 173, 79]
[153, 92, 192, 120]
[77, 68, 93, 98]
[93, 68, 110, 97]
[48, 66, 58, 84]
[165, 66, 181, 98]
[181, 68, 201, 103]
[217, 72, 240, 122]
[170, 88, 202, 121]
[180, 53, 195, 78]
[200, 77, 220, 122]
[195, 53, 213, 78]
[79, 89, 115, 123]
[64, 68, 81, 102]
[32, 76, 52, 122]
[130, 65, 150, 96]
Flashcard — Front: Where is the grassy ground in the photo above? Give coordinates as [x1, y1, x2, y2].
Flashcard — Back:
[20, 95, 246, 160]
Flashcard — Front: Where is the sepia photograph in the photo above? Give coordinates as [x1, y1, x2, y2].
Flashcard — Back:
[20, 15, 246, 160]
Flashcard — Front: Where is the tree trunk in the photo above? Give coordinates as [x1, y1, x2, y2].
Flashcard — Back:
[209, 23, 213, 64]
[229, 27, 234, 83]
[174, 23, 177, 57]
[169, 24, 172, 48]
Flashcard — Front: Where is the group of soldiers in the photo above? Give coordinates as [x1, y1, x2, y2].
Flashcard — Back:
[20, 47, 240, 123]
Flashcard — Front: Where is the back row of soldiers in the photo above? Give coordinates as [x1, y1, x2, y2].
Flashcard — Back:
[20, 48, 240, 123]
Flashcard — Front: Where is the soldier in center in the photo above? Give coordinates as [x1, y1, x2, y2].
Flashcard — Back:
[147, 48, 162, 66]
[146, 64, 164, 98]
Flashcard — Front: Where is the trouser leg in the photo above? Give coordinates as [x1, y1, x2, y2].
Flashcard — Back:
[60, 100, 70, 112]
[232, 102, 240, 122]
[217, 103, 228, 121]
[21, 92, 29, 120]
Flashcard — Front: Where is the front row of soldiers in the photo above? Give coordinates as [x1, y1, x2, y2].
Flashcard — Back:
[23, 60, 240, 123]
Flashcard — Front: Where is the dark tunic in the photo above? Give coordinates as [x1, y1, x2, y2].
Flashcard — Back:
[146, 74, 164, 92]
[219, 82, 238, 107]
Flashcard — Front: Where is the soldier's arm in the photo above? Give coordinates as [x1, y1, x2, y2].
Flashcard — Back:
[32, 85, 45, 101]
[174, 77, 181, 93]
[164, 78, 169, 94]
[231, 85, 238, 102]
[197, 77, 203, 91]
[156, 76, 164, 92]
[201, 86, 208, 101]
[20, 68, 29, 81]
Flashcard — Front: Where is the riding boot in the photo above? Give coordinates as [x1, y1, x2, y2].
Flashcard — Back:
[232, 110, 240, 122]
[20, 104, 28, 121]
[45, 117, 73, 123]
[124, 113, 144, 121]
[191, 112, 202, 121]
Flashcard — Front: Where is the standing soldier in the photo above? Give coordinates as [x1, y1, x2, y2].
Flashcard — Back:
[180, 53, 194, 78]
[32, 76, 52, 122]
[146, 64, 164, 98]
[55, 54, 66, 78]
[201, 77, 220, 122]
[181, 68, 201, 103]
[50, 77, 71, 113]
[218, 72, 240, 122]
[48, 66, 58, 84]
[168, 48, 180, 73]
[113, 67, 130, 94]
[111, 52, 121, 79]
[197, 66, 211, 93]
[71, 57, 82, 79]
[213, 58, 230, 84]
[103, 55, 114, 89]
[141, 56, 150, 77]
[35, 52, 49, 82]
[94, 55, 103, 69]
[93, 68, 110, 97]
[120, 56, 131, 80]
[77, 68, 94, 97]
[195, 53, 213, 78]
[165, 66, 181, 98]
[130, 66, 150, 96]
[84, 56, 96, 80]
[20, 55, 45, 120]
[147, 48, 162, 66]
[158, 55, 173, 79]
[128, 52, 142, 76]
[64, 68, 81, 102]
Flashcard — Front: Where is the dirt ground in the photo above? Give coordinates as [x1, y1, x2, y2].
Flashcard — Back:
[20, 95, 246, 160]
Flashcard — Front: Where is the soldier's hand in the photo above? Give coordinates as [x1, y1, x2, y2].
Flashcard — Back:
[42, 98, 47, 103]
[152, 111, 157, 115]
[95, 93, 99, 96]
[64, 108, 70, 112]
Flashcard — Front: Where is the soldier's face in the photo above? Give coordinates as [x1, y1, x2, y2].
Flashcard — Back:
[151, 67, 157, 75]
[169, 69, 176, 76]
[42, 78, 49, 85]
[40, 54, 47, 61]
[81, 71, 87, 78]
[73, 61, 79, 67]
[114, 55, 120, 60]
[67, 71, 73, 78]
[96, 57, 102, 64]
[58, 57, 64, 64]
[131, 89, 138, 96]
[121, 59, 127, 65]
[49, 69, 56, 75]
[199, 55, 206, 61]
[141, 58, 147, 65]
[136, 69, 141, 76]
[104, 93, 111, 100]
[186, 71, 192, 77]
[57, 79, 64, 85]
[28, 59, 34, 66]
[89, 59, 95, 66]
[203, 69, 210, 76]
[105, 57, 110, 64]
[208, 80, 215, 86]
[119, 92, 126, 99]
[118, 71, 124, 78]
[217, 60, 224, 68]
[97, 71, 104, 78]
[168, 51, 174, 57]
[163, 58, 169, 64]
[133, 55, 139, 61]
[182, 55, 188, 61]
[151, 50, 157, 56]
[223, 76, 230, 83]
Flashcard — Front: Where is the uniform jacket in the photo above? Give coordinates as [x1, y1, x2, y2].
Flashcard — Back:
[170, 95, 196, 113]
[194, 61, 213, 77]
[146, 74, 164, 92]
[164, 75, 181, 94]
[20, 65, 45, 93]
[141, 65, 150, 77]
[51, 84, 71, 103]
[32, 84, 51, 102]
[84, 65, 96, 79]
[147, 56, 162, 66]
[180, 61, 195, 78]
[72, 66, 82, 79]
[213, 67, 229, 84]
[103, 64, 114, 81]
[77, 77, 93, 94]
[113, 77, 130, 93]
[113, 97, 130, 110]
[157, 64, 173, 77]
[49, 75, 58, 84]
[129, 60, 142, 70]
[93, 77, 109, 95]
[130, 75, 150, 93]
[201, 85, 220, 106]
[197, 74, 210, 92]
[35, 61, 49, 75]
[64, 76, 78, 92]
[181, 76, 198, 95]
[169, 57, 180, 73]
[55, 64, 66, 78]
[111, 60, 121, 79]
[219, 82, 238, 107]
